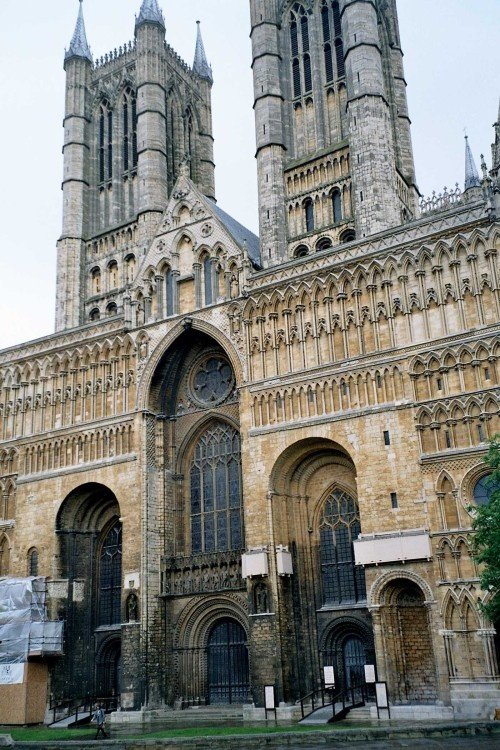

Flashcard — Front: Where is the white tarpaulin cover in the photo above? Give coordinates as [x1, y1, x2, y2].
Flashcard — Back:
[0, 578, 63, 675]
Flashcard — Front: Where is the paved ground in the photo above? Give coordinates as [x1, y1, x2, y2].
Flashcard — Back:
[288, 739, 500, 750]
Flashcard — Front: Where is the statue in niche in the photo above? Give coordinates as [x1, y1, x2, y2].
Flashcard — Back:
[139, 339, 148, 361]
[254, 581, 269, 614]
[230, 274, 240, 299]
[126, 592, 139, 622]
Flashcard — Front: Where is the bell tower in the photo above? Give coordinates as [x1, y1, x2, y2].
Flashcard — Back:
[249, 0, 420, 266]
[55, 0, 215, 331]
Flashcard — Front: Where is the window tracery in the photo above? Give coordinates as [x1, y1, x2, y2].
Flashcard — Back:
[190, 422, 243, 554]
[98, 522, 122, 626]
[320, 489, 366, 605]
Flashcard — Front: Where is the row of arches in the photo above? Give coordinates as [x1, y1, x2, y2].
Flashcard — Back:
[251, 365, 404, 428]
[0, 336, 137, 442]
[243, 233, 500, 380]
[417, 395, 500, 456]
[288, 183, 351, 237]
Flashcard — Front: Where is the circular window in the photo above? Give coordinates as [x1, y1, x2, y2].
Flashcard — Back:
[191, 357, 234, 406]
[473, 474, 499, 506]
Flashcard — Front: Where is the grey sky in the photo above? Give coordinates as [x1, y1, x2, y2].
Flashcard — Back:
[0, 0, 498, 349]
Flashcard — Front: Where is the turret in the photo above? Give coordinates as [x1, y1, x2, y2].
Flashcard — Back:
[135, 0, 168, 244]
[249, 0, 288, 267]
[192, 22, 216, 202]
[55, 0, 93, 331]
[339, 0, 401, 237]
[464, 135, 481, 192]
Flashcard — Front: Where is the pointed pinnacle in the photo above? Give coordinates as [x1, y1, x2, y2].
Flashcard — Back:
[65, 0, 92, 63]
[136, 0, 165, 31]
[464, 135, 481, 191]
[193, 21, 213, 83]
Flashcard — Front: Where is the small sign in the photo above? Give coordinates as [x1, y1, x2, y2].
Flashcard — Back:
[364, 664, 376, 683]
[265, 685, 275, 710]
[0, 664, 24, 685]
[323, 666, 335, 687]
[376, 682, 388, 709]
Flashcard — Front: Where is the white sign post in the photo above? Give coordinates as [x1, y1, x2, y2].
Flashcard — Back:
[364, 664, 376, 684]
[323, 666, 335, 688]
[264, 685, 276, 721]
[375, 681, 390, 719]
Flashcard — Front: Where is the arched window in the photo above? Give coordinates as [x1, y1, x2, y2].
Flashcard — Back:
[322, 3, 334, 83]
[108, 261, 118, 290]
[0, 536, 9, 576]
[332, 2, 345, 77]
[122, 89, 137, 173]
[294, 244, 309, 258]
[106, 303, 118, 318]
[304, 198, 314, 232]
[303, 54, 312, 93]
[91, 268, 101, 295]
[332, 189, 343, 223]
[290, 6, 313, 98]
[473, 474, 499, 506]
[98, 522, 122, 626]
[185, 108, 195, 178]
[320, 488, 366, 605]
[190, 422, 243, 554]
[28, 548, 38, 577]
[316, 237, 333, 252]
[204, 257, 213, 305]
[125, 254, 136, 285]
[90, 308, 100, 322]
[340, 229, 356, 244]
[292, 58, 301, 98]
[99, 100, 113, 183]
[166, 267, 174, 317]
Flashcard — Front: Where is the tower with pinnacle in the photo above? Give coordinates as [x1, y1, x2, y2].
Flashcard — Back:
[249, 0, 420, 267]
[55, 0, 215, 332]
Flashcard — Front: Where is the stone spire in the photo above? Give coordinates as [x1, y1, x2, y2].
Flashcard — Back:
[492, 98, 500, 176]
[464, 135, 481, 190]
[65, 0, 92, 63]
[193, 21, 213, 83]
[136, 0, 165, 31]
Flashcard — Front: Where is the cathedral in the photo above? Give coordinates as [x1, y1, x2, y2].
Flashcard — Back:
[0, 0, 499, 726]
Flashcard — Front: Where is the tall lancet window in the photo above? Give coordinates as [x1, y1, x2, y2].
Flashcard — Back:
[122, 89, 138, 173]
[322, 2, 334, 83]
[332, 2, 345, 78]
[290, 5, 313, 98]
[99, 101, 113, 183]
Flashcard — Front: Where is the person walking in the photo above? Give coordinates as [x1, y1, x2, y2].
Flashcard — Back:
[92, 703, 108, 739]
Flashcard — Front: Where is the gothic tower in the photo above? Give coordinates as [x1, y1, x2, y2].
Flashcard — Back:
[250, 0, 420, 267]
[55, 0, 215, 332]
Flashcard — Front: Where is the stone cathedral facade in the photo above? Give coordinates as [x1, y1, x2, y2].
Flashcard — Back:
[0, 0, 500, 723]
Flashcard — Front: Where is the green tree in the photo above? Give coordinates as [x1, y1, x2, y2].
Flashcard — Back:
[472, 435, 500, 624]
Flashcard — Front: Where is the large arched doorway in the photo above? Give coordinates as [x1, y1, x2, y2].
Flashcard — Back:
[207, 619, 249, 704]
[321, 619, 375, 693]
[377, 578, 437, 703]
[268, 437, 372, 701]
[54, 483, 122, 702]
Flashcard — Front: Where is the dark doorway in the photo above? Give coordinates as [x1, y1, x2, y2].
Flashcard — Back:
[207, 619, 249, 704]
[343, 636, 366, 688]
[96, 640, 122, 699]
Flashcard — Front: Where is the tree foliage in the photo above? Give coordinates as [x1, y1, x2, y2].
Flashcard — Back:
[472, 435, 500, 624]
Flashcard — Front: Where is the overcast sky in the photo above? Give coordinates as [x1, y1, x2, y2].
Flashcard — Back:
[0, 0, 498, 350]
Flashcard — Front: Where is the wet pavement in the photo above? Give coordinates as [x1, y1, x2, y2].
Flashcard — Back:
[284, 739, 500, 750]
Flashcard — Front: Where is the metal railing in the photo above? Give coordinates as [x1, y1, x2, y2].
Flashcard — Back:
[298, 681, 367, 722]
[50, 695, 118, 727]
